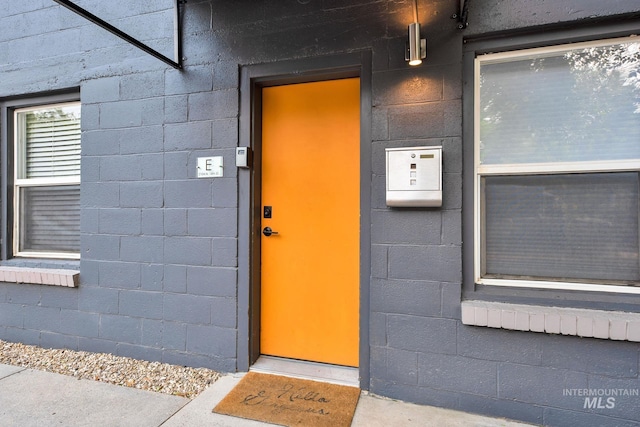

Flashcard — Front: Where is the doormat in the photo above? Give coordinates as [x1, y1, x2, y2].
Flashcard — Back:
[213, 372, 360, 427]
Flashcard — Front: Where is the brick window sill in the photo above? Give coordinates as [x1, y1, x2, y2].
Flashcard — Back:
[0, 266, 79, 288]
[461, 300, 640, 342]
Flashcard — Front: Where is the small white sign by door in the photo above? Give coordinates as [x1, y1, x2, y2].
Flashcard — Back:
[197, 156, 223, 178]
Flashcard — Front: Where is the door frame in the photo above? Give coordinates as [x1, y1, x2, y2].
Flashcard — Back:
[237, 51, 372, 389]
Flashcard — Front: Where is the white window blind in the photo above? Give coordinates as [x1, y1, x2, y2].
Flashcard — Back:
[24, 108, 81, 178]
[20, 186, 81, 253]
[483, 173, 639, 284]
[14, 103, 81, 258]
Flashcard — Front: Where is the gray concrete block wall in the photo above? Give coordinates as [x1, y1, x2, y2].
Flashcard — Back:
[1, 1, 640, 425]
[0, 0, 239, 371]
[75, 59, 238, 369]
[368, 0, 467, 412]
[363, 2, 640, 426]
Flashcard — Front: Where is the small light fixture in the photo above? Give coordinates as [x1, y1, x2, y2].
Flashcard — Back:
[405, 0, 426, 66]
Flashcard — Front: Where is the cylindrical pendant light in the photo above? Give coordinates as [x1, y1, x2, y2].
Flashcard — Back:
[405, 0, 426, 66]
[407, 22, 423, 66]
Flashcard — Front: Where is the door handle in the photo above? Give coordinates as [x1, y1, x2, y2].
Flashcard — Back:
[262, 227, 279, 237]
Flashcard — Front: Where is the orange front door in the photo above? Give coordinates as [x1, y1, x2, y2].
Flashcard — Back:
[260, 78, 360, 367]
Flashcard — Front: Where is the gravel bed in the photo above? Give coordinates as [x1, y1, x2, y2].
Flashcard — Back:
[0, 340, 220, 398]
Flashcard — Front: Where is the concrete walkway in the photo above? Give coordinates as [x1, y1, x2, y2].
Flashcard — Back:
[0, 363, 536, 426]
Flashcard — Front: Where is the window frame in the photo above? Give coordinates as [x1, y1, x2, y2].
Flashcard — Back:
[0, 91, 81, 262]
[462, 19, 640, 310]
[474, 36, 640, 294]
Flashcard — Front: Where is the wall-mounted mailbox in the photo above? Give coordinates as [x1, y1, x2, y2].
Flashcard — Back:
[386, 146, 442, 207]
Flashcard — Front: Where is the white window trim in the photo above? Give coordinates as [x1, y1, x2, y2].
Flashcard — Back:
[12, 102, 81, 260]
[477, 35, 640, 66]
[477, 279, 640, 295]
[473, 36, 640, 294]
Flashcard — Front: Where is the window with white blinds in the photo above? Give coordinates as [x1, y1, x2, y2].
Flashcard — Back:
[475, 36, 640, 292]
[14, 102, 81, 258]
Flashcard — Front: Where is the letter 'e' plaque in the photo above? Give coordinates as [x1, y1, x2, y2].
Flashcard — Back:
[197, 156, 223, 178]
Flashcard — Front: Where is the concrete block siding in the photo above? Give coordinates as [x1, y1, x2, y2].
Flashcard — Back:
[1, 1, 639, 426]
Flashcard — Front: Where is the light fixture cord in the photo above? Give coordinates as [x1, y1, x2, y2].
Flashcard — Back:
[412, 0, 419, 22]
